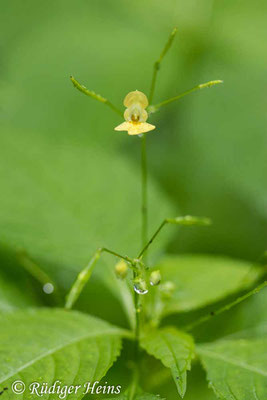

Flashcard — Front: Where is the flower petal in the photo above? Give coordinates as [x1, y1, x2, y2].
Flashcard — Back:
[123, 91, 148, 108]
[128, 122, 155, 135]
[114, 122, 132, 132]
[115, 121, 155, 135]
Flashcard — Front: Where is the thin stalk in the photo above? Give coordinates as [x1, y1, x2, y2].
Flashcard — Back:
[133, 121, 149, 360]
[133, 270, 140, 359]
[70, 76, 123, 117]
[128, 366, 139, 400]
[65, 247, 134, 309]
[141, 135, 148, 251]
[149, 80, 223, 113]
[132, 129, 149, 361]
[138, 215, 210, 260]
[185, 280, 267, 332]
[133, 134, 147, 359]
[17, 250, 56, 288]
[139, 220, 166, 259]
[101, 247, 133, 263]
[149, 27, 178, 104]
[17, 250, 60, 304]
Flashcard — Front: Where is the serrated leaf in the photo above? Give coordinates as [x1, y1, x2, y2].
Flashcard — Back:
[156, 255, 263, 314]
[0, 308, 126, 399]
[197, 338, 267, 400]
[140, 327, 194, 397]
[107, 390, 165, 399]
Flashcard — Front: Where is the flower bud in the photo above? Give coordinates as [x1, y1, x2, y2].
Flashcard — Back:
[149, 270, 161, 286]
[115, 260, 128, 279]
[160, 281, 175, 298]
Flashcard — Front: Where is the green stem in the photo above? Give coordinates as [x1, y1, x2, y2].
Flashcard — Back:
[148, 27, 178, 104]
[185, 280, 267, 332]
[149, 80, 223, 113]
[133, 270, 140, 358]
[65, 247, 134, 309]
[17, 250, 60, 304]
[128, 366, 139, 400]
[138, 215, 210, 260]
[132, 134, 148, 359]
[17, 249, 56, 287]
[139, 220, 166, 259]
[141, 135, 148, 251]
[70, 76, 123, 117]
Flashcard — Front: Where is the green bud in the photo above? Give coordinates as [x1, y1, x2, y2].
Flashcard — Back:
[115, 260, 128, 279]
[160, 281, 175, 298]
[149, 270, 161, 286]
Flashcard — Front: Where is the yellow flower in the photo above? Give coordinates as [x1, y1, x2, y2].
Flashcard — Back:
[115, 91, 155, 135]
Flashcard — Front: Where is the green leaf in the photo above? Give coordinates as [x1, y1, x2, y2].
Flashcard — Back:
[156, 255, 263, 314]
[197, 338, 267, 400]
[140, 327, 195, 397]
[133, 394, 165, 400]
[0, 308, 126, 399]
[107, 393, 165, 400]
[106, 387, 165, 400]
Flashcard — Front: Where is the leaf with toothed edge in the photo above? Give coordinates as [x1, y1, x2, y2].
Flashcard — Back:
[0, 308, 126, 400]
[140, 327, 195, 398]
[106, 391, 166, 399]
[197, 338, 267, 400]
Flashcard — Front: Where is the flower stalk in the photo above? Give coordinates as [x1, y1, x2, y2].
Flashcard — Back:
[67, 26, 222, 367]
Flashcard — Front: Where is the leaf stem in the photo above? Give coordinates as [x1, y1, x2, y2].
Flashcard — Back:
[148, 80, 223, 113]
[149, 27, 178, 104]
[70, 76, 123, 117]
[184, 280, 267, 332]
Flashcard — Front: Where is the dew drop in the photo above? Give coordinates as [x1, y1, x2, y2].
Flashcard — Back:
[43, 282, 54, 294]
[134, 284, 148, 295]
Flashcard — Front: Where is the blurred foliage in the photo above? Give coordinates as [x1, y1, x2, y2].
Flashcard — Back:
[1, 0, 266, 261]
[155, 254, 263, 314]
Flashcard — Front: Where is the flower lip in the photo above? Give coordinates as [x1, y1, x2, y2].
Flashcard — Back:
[115, 121, 155, 136]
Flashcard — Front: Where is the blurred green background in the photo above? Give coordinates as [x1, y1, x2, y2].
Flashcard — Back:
[0, 0, 267, 398]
